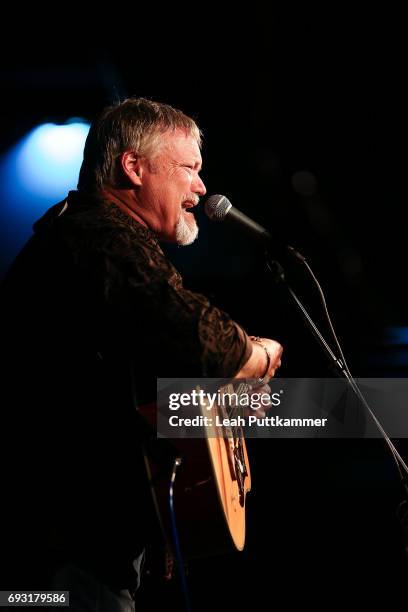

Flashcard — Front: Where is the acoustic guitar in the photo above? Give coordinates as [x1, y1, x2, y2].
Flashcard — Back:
[139, 381, 251, 560]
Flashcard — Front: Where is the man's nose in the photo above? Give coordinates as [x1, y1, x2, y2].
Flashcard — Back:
[193, 175, 207, 196]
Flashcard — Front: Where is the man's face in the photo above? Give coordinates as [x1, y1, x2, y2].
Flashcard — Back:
[138, 129, 206, 244]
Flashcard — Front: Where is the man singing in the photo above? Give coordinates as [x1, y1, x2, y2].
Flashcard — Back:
[1, 98, 282, 610]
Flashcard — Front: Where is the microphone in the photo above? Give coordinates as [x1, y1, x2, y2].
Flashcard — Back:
[204, 195, 272, 243]
[204, 194, 304, 261]
[204, 194, 272, 245]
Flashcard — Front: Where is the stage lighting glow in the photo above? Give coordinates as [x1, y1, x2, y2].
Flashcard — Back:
[15, 121, 90, 199]
[385, 327, 408, 345]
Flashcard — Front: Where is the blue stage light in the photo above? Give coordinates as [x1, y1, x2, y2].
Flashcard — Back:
[0, 120, 90, 276]
[14, 121, 90, 199]
[385, 327, 408, 346]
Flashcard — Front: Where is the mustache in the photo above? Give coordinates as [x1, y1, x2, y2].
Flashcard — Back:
[182, 194, 200, 205]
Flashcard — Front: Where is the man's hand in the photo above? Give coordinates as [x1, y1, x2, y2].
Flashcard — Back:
[242, 382, 272, 418]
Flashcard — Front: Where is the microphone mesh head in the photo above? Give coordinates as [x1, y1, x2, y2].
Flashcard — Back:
[204, 194, 232, 221]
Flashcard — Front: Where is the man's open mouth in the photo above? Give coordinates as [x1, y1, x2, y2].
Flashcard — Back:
[182, 201, 196, 212]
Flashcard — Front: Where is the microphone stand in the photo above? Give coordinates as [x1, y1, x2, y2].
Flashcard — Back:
[264, 250, 408, 558]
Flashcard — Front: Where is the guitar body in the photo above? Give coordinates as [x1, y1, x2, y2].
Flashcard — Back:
[139, 388, 251, 559]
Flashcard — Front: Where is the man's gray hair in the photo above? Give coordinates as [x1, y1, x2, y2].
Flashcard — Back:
[78, 97, 202, 192]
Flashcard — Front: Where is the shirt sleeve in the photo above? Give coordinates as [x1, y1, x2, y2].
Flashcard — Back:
[99, 225, 253, 378]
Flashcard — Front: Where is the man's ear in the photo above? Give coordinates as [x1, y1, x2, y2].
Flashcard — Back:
[120, 151, 144, 187]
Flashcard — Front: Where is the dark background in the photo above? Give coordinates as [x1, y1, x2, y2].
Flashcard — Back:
[1, 7, 407, 608]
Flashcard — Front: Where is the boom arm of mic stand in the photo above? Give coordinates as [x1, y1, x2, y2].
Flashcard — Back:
[265, 253, 408, 562]
[265, 253, 408, 506]
[265, 256, 349, 379]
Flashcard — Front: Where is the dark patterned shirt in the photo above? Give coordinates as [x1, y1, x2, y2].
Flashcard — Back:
[0, 190, 252, 585]
[29, 191, 251, 384]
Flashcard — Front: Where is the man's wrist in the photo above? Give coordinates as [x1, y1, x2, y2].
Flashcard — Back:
[250, 336, 271, 383]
